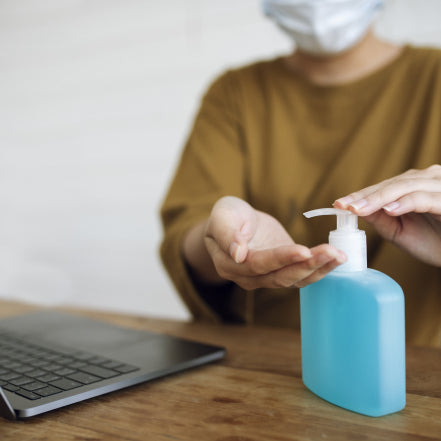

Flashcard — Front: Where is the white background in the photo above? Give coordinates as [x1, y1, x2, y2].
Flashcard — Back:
[0, 0, 440, 320]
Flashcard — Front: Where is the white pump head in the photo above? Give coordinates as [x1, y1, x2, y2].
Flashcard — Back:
[304, 208, 367, 272]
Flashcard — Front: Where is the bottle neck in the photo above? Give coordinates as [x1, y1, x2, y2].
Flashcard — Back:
[329, 230, 367, 272]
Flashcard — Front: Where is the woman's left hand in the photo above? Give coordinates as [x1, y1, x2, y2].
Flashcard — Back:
[334, 165, 441, 267]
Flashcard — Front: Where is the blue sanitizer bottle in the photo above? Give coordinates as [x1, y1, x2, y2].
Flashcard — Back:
[300, 208, 406, 417]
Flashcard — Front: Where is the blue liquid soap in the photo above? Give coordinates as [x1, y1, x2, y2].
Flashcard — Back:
[300, 208, 406, 417]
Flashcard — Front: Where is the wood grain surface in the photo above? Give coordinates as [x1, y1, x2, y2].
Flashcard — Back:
[0, 300, 440, 441]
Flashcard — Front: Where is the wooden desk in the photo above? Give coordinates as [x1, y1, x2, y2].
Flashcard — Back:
[0, 300, 440, 441]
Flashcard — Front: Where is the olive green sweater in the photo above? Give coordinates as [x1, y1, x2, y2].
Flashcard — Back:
[160, 45, 441, 347]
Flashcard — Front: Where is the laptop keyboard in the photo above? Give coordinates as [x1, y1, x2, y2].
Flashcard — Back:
[0, 331, 139, 401]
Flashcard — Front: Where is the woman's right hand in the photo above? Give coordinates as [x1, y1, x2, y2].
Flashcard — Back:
[201, 196, 346, 290]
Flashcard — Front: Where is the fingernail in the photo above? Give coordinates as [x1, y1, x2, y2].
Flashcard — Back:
[231, 243, 241, 263]
[383, 201, 400, 212]
[349, 199, 368, 211]
[230, 242, 245, 263]
[334, 196, 354, 207]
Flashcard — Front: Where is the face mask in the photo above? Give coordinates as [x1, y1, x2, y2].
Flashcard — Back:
[262, 0, 384, 56]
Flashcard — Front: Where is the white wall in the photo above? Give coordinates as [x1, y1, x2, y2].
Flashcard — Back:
[0, 0, 440, 320]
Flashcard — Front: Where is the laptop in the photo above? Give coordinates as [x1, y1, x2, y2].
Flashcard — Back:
[0, 310, 226, 420]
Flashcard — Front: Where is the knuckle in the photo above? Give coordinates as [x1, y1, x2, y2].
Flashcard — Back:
[274, 278, 294, 289]
[257, 273, 290, 289]
[237, 279, 257, 291]
[406, 192, 419, 203]
[294, 279, 307, 288]
[348, 191, 363, 201]
[413, 191, 434, 212]
[367, 182, 402, 204]
[375, 186, 394, 200]
[427, 164, 441, 175]
[270, 268, 304, 288]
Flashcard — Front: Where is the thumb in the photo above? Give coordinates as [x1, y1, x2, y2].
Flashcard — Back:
[229, 225, 252, 263]
[206, 196, 256, 263]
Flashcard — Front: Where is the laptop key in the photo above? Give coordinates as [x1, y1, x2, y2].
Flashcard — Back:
[71, 352, 95, 361]
[35, 385, 62, 397]
[70, 361, 87, 369]
[55, 357, 75, 366]
[79, 365, 119, 379]
[54, 368, 76, 377]
[48, 378, 82, 391]
[3, 384, 20, 392]
[37, 373, 60, 383]
[16, 356, 35, 364]
[26, 369, 47, 378]
[114, 364, 139, 374]
[32, 359, 50, 368]
[86, 356, 111, 365]
[101, 360, 124, 369]
[22, 381, 46, 391]
[15, 389, 41, 400]
[67, 372, 101, 385]
[45, 353, 63, 361]
[42, 363, 63, 372]
[2, 360, 21, 370]
[14, 365, 34, 374]
[0, 371, 20, 381]
[10, 376, 33, 386]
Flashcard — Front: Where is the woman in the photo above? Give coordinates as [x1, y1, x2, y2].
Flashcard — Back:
[160, 0, 441, 346]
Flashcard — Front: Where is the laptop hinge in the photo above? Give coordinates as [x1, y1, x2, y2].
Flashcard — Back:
[0, 387, 16, 420]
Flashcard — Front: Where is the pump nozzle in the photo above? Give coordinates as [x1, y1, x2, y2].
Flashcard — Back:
[304, 208, 358, 231]
[304, 208, 367, 272]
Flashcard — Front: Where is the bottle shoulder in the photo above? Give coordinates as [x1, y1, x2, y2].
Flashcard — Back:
[326, 268, 396, 282]
[304, 268, 404, 300]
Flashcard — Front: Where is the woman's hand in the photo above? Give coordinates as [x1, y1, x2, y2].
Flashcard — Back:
[334, 165, 441, 267]
[202, 196, 345, 290]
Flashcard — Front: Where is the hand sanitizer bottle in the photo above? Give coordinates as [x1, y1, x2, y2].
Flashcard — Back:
[300, 208, 406, 417]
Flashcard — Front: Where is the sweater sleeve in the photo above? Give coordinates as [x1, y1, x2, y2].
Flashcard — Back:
[159, 71, 246, 323]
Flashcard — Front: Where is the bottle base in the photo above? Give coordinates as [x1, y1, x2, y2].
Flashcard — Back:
[303, 380, 406, 417]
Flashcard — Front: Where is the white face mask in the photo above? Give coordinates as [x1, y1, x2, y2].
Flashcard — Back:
[262, 0, 384, 56]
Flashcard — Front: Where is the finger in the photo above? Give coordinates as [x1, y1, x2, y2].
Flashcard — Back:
[294, 258, 345, 288]
[333, 173, 417, 209]
[357, 211, 401, 243]
[382, 191, 441, 217]
[205, 235, 310, 282]
[334, 166, 441, 213]
[206, 198, 256, 262]
[247, 245, 346, 289]
[229, 230, 251, 264]
[205, 236, 250, 281]
[334, 182, 383, 209]
[304, 244, 347, 271]
[333, 169, 424, 209]
[425, 164, 441, 178]
[244, 245, 312, 276]
[341, 178, 441, 216]
[217, 244, 312, 281]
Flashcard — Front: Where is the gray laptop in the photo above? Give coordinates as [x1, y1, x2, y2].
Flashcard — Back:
[0, 310, 225, 419]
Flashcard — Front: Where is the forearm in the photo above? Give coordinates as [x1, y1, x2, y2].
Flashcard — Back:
[182, 220, 227, 285]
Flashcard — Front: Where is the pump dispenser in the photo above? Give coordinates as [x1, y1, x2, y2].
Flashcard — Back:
[300, 208, 406, 417]
[304, 208, 366, 271]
